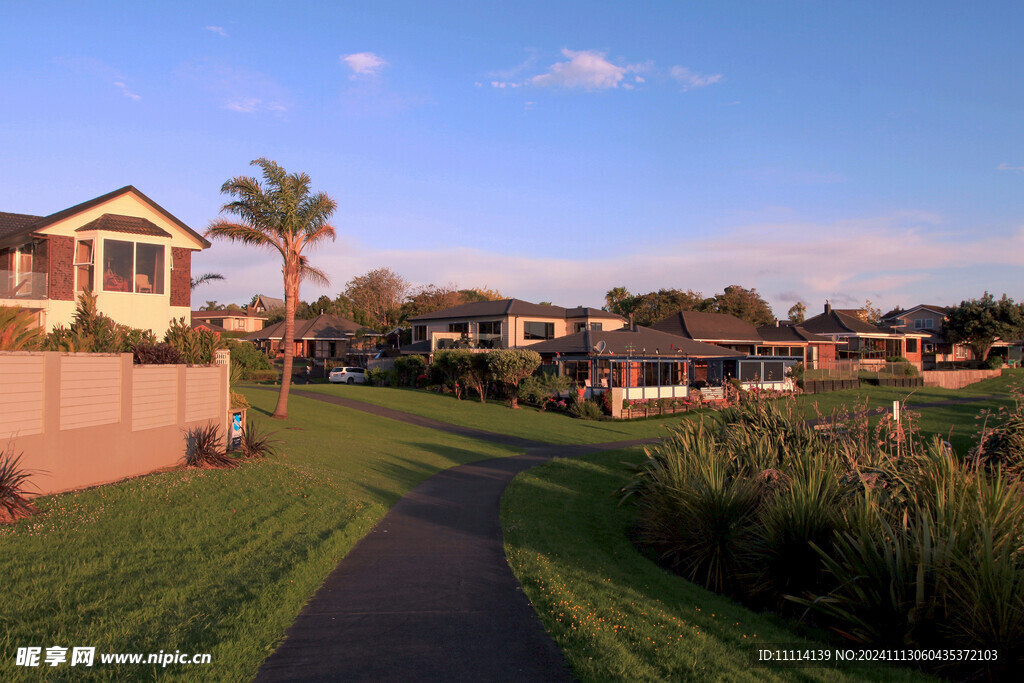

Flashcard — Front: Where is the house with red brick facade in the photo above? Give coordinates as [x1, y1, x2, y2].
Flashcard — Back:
[802, 302, 926, 368]
[0, 186, 209, 335]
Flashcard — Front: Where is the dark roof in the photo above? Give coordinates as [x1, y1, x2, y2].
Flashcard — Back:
[409, 299, 563, 321]
[0, 212, 43, 238]
[0, 186, 209, 248]
[76, 213, 172, 238]
[802, 305, 893, 336]
[651, 310, 762, 344]
[563, 306, 625, 321]
[245, 314, 373, 341]
[756, 322, 835, 344]
[526, 326, 743, 358]
[881, 304, 950, 321]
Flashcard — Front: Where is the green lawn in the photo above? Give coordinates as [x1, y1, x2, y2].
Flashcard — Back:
[0, 389, 519, 682]
[299, 383, 694, 444]
[502, 448, 929, 682]
[794, 368, 1022, 452]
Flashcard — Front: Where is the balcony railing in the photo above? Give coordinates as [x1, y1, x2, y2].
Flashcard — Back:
[432, 332, 506, 351]
[0, 271, 48, 299]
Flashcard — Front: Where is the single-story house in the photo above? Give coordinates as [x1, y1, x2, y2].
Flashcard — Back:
[0, 186, 210, 335]
[244, 313, 379, 361]
[755, 320, 838, 369]
[406, 298, 627, 352]
[526, 325, 751, 401]
[650, 310, 763, 355]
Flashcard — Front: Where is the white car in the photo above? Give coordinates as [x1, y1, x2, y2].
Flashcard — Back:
[328, 367, 367, 384]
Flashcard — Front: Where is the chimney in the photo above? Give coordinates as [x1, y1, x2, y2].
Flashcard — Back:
[629, 312, 635, 331]
[824, 300, 832, 314]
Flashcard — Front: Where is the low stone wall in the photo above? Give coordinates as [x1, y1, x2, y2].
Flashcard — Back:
[921, 368, 1002, 390]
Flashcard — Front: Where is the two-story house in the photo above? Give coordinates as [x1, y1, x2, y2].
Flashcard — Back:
[802, 302, 926, 368]
[0, 186, 210, 335]
[879, 304, 1004, 367]
[406, 299, 627, 353]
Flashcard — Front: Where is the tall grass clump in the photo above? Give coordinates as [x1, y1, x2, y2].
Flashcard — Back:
[621, 392, 1024, 678]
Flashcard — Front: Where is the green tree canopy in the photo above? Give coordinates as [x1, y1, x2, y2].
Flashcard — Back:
[345, 267, 410, 331]
[944, 292, 1024, 361]
[711, 285, 775, 327]
[787, 301, 806, 324]
[486, 349, 542, 408]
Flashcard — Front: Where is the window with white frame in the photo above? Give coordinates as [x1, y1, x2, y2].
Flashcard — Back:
[103, 239, 165, 294]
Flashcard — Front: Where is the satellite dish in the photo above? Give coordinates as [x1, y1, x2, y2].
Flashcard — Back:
[593, 340, 607, 354]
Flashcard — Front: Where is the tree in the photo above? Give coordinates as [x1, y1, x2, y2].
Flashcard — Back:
[203, 301, 225, 311]
[631, 288, 709, 326]
[862, 299, 883, 325]
[711, 285, 775, 327]
[604, 286, 632, 315]
[345, 267, 410, 330]
[190, 273, 224, 290]
[206, 158, 337, 420]
[486, 349, 542, 409]
[944, 292, 1024, 362]
[402, 284, 464, 320]
[788, 302, 806, 324]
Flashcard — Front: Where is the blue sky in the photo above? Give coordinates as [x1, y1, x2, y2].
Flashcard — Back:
[2, 1, 1022, 315]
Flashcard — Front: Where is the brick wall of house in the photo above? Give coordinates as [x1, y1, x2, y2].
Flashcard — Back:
[816, 342, 837, 366]
[32, 238, 48, 275]
[46, 235, 75, 301]
[170, 248, 191, 307]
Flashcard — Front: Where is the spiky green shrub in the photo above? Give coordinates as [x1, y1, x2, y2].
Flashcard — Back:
[182, 423, 235, 468]
[44, 290, 155, 353]
[238, 422, 280, 460]
[0, 306, 44, 351]
[164, 317, 222, 364]
[568, 398, 603, 421]
[621, 393, 1024, 676]
[0, 448, 39, 523]
[364, 367, 387, 386]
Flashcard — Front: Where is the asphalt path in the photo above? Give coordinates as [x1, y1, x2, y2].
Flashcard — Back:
[254, 388, 657, 682]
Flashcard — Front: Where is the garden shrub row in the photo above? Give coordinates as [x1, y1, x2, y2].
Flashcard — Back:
[620, 394, 1024, 679]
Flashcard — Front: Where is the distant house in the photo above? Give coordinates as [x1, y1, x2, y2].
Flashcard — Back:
[527, 324, 744, 400]
[0, 186, 210, 335]
[880, 304, 983, 366]
[406, 299, 627, 353]
[250, 295, 285, 314]
[191, 309, 267, 334]
[802, 302, 926, 367]
[755, 320, 838, 369]
[244, 313, 379, 361]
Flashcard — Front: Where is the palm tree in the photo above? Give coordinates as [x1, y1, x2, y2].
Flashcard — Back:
[206, 158, 337, 419]
[190, 272, 224, 289]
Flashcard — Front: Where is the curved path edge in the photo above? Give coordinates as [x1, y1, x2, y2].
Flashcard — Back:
[254, 388, 656, 682]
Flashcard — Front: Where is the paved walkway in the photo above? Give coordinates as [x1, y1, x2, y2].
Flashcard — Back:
[255, 388, 656, 682]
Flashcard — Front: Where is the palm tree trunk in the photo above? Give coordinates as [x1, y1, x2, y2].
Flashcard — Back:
[273, 268, 300, 419]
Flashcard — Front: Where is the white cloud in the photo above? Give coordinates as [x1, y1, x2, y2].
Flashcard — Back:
[670, 65, 723, 90]
[531, 49, 640, 90]
[998, 162, 1024, 172]
[204, 26, 228, 37]
[177, 60, 290, 114]
[112, 80, 141, 101]
[341, 52, 388, 77]
[198, 213, 1024, 317]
